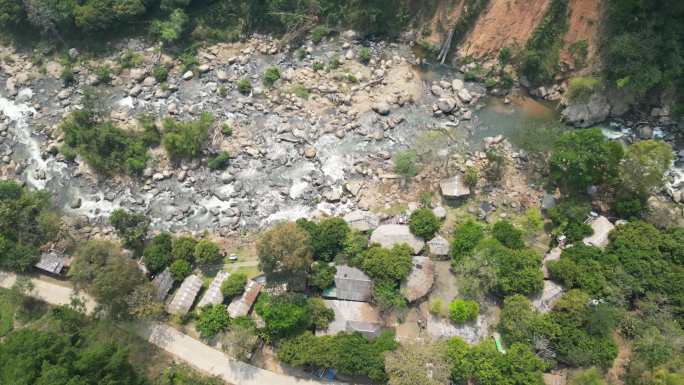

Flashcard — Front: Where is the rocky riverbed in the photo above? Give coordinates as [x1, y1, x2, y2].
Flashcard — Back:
[1, 32, 682, 238]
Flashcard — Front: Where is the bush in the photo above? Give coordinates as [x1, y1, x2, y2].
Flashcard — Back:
[196, 304, 230, 339]
[172, 236, 197, 263]
[290, 84, 310, 99]
[464, 166, 478, 189]
[449, 299, 479, 324]
[95, 64, 112, 84]
[566, 77, 601, 103]
[221, 123, 233, 136]
[60, 111, 151, 176]
[310, 262, 336, 291]
[169, 259, 192, 281]
[162, 113, 213, 161]
[194, 240, 221, 264]
[255, 294, 311, 339]
[138, 114, 161, 147]
[309, 25, 330, 44]
[620, 140, 673, 197]
[152, 65, 169, 83]
[109, 209, 149, 255]
[429, 298, 448, 318]
[450, 220, 485, 261]
[151, 9, 189, 43]
[362, 244, 413, 282]
[549, 128, 624, 194]
[221, 272, 247, 299]
[409, 208, 441, 239]
[262, 66, 281, 87]
[143, 232, 173, 274]
[358, 47, 371, 64]
[393, 149, 418, 181]
[297, 217, 350, 262]
[547, 198, 593, 243]
[327, 55, 341, 70]
[312, 61, 325, 71]
[207, 151, 230, 170]
[237, 78, 251, 95]
[308, 297, 334, 329]
[492, 220, 524, 249]
[484, 148, 505, 183]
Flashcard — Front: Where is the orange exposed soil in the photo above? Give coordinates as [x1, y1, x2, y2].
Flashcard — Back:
[458, 0, 551, 58]
[561, 0, 602, 72]
[424, 0, 465, 45]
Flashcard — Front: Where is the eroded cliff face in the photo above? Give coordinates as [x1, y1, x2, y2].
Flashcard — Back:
[420, 0, 602, 74]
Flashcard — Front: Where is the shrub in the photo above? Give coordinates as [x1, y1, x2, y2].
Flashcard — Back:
[449, 299, 479, 324]
[312, 61, 325, 71]
[362, 244, 413, 282]
[196, 304, 230, 339]
[237, 78, 251, 95]
[492, 220, 524, 249]
[358, 47, 371, 64]
[143, 232, 173, 274]
[207, 151, 230, 170]
[172, 236, 198, 263]
[263, 66, 281, 87]
[95, 65, 112, 84]
[450, 220, 485, 261]
[620, 140, 673, 197]
[409, 208, 441, 239]
[169, 259, 192, 281]
[119, 50, 142, 69]
[221, 123, 233, 136]
[138, 114, 161, 147]
[194, 240, 221, 264]
[255, 294, 311, 339]
[290, 84, 310, 99]
[484, 148, 505, 183]
[309, 25, 330, 44]
[161, 112, 213, 161]
[394, 149, 418, 181]
[152, 65, 168, 83]
[327, 55, 341, 70]
[429, 298, 448, 318]
[221, 272, 247, 299]
[60, 65, 75, 86]
[151, 9, 189, 43]
[307, 297, 334, 329]
[464, 167, 478, 189]
[549, 128, 624, 194]
[498, 47, 512, 65]
[419, 191, 432, 208]
[109, 209, 149, 255]
[310, 262, 336, 291]
[547, 198, 593, 243]
[566, 77, 601, 103]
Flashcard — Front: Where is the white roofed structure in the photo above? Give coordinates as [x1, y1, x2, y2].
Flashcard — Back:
[167, 274, 202, 316]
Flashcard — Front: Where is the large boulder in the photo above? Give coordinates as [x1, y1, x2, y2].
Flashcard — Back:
[561, 93, 611, 127]
[427, 235, 450, 257]
[343, 210, 380, 232]
[372, 101, 391, 115]
[370, 224, 425, 254]
[437, 97, 457, 114]
[401, 256, 435, 302]
[440, 175, 470, 199]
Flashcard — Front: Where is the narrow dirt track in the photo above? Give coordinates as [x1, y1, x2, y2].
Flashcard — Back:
[0, 271, 337, 385]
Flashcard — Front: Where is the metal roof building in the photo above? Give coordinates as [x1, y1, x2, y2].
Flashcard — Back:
[167, 274, 202, 316]
[316, 299, 383, 338]
[334, 265, 373, 302]
[34, 252, 68, 275]
[152, 267, 174, 301]
[227, 280, 263, 318]
[197, 271, 230, 308]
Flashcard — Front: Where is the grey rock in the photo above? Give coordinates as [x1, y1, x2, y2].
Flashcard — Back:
[370, 224, 425, 254]
[432, 206, 447, 219]
[182, 71, 194, 80]
[561, 92, 611, 127]
[457, 88, 472, 103]
[372, 101, 391, 116]
[437, 98, 457, 114]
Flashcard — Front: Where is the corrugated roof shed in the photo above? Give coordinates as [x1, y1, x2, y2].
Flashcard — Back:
[316, 299, 382, 338]
[152, 267, 174, 301]
[197, 271, 230, 308]
[227, 280, 263, 318]
[334, 265, 372, 302]
[34, 252, 67, 275]
[167, 274, 202, 316]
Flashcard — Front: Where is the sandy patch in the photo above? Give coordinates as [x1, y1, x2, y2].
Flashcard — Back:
[560, 0, 602, 73]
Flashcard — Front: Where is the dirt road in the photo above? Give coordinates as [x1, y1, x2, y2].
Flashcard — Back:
[0, 271, 337, 385]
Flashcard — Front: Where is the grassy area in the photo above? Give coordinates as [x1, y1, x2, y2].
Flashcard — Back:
[0, 289, 15, 336]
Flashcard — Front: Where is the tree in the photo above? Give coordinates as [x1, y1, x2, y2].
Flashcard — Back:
[449, 299, 479, 324]
[143, 232, 173, 274]
[257, 222, 313, 291]
[69, 240, 121, 288]
[151, 9, 188, 43]
[498, 295, 559, 349]
[385, 341, 451, 385]
[109, 209, 149, 255]
[450, 220, 485, 262]
[620, 140, 673, 197]
[0, 181, 60, 272]
[569, 368, 608, 385]
[170, 259, 192, 281]
[89, 256, 146, 319]
[362, 244, 412, 282]
[162, 113, 213, 161]
[0, 0, 24, 28]
[492, 220, 525, 249]
[409, 208, 441, 239]
[495, 248, 544, 297]
[255, 294, 311, 339]
[196, 304, 230, 339]
[547, 198, 593, 242]
[297, 217, 350, 262]
[549, 128, 624, 194]
[194, 240, 221, 264]
[310, 262, 336, 291]
[394, 149, 418, 181]
[308, 297, 334, 330]
[221, 272, 247, 299]
[221, 321, 259, 361]
[127, 283, 165, 320]
[172, 236, 197, 263]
